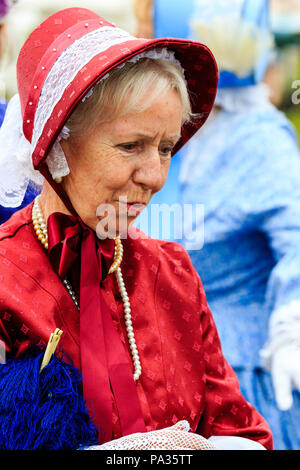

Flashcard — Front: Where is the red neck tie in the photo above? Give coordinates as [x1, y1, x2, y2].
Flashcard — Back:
[47, 212, 146, 442]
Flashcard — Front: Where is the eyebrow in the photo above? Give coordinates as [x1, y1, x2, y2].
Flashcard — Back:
[131, 133, 181, 143]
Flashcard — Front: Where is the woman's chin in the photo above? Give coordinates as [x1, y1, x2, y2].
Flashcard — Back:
[95, 216, 136, 240]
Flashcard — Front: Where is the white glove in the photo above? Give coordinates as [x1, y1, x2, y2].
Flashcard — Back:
[208, 436, 265, 450]
[85, 421, 217, 450]
[260, 301, 300, 411]
[271, 343, 300, 411]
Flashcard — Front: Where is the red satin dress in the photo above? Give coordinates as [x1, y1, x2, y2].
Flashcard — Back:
[0, 204, 273, 449]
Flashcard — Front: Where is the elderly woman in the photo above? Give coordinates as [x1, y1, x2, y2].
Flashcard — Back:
[0, 8, 272, 450]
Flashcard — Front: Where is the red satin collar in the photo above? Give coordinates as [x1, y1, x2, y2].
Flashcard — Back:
[47, 212, 146, 442]
[47, 212, 115, 279]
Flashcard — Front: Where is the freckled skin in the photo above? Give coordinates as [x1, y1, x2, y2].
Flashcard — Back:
[57, 89, 183, 234]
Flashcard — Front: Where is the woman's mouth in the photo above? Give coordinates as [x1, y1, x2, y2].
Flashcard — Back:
[126, 202, 147, 216]
[116, 198, 147, 217]
[116, 199, 147, 216]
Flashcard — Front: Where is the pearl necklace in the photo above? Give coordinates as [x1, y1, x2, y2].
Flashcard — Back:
[32, 196, 142, 381]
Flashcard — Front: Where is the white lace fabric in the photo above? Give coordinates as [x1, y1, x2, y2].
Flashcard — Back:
[45, 126, 70, 181]
[84, 421, 217, 450]
[0, 95, 43, 207]
[82, 420, 266, 451]
[0, 94, 69, 207]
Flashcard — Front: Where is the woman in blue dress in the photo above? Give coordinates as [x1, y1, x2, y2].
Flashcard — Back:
[136, 0, 300, 450]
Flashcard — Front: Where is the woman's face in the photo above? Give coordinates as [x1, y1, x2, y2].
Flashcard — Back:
[61, 89, 183, 237]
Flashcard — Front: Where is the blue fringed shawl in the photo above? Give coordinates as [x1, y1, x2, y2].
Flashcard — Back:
[0, 349, 99, 450]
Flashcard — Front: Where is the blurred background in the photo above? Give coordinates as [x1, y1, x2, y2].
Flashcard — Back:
[0, 0, 299, 142]
[0, 0, 135, 98]
[268, 0, 300, 144]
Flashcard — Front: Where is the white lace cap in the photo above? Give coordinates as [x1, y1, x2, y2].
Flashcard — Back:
[0, 45, 185, 208]
[0, 94, 69, 207]
[45, 126, 70, 181]
[0, 94, 42, 208]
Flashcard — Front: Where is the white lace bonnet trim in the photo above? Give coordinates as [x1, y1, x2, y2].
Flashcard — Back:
[0, 25, 185, 208]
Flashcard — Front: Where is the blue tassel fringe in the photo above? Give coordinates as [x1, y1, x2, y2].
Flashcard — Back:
[0, 349, 99, 450]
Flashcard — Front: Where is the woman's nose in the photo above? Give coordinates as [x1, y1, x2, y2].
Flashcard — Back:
[133, 150, 165, 190]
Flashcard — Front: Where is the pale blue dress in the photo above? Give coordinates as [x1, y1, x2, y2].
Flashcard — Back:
[146, 0, 300, 449]
[149, 88, 300, 449]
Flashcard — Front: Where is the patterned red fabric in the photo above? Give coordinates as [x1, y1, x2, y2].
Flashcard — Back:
[0, 205, 273, 449]
[17, 10, 102, 134]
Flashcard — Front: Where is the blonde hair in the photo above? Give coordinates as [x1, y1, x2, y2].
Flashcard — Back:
[66, 57, 192, 136]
